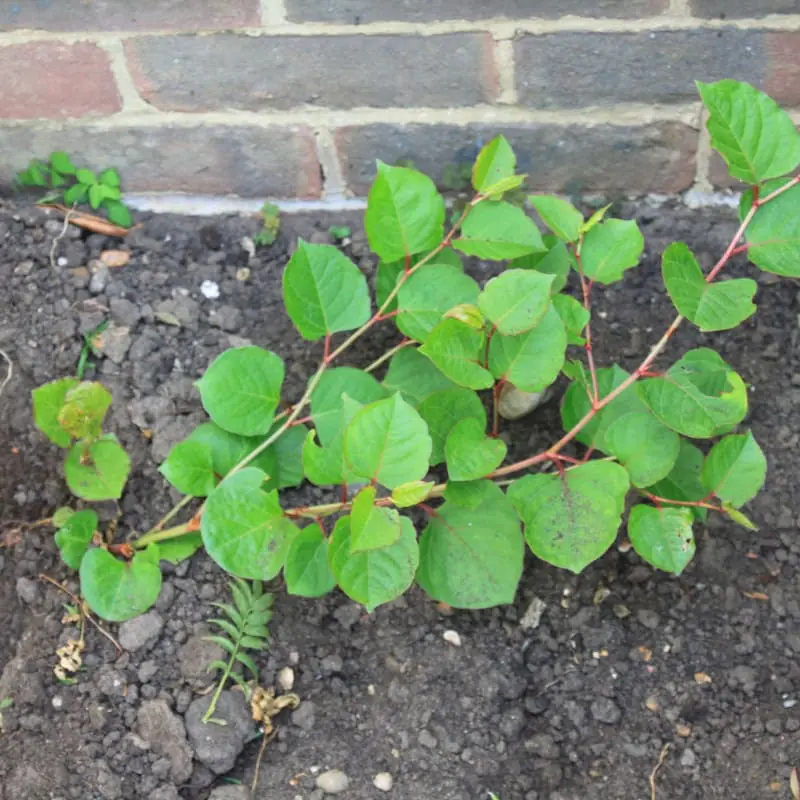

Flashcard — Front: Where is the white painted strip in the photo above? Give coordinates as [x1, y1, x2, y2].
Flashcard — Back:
[124, 192, 367, 216]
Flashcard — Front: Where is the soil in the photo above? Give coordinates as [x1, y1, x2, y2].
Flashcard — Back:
[0, 197, 798, 800]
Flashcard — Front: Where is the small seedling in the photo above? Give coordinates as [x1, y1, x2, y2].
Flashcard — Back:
[254, 202, 281, 247]
[77, 319, 109, 379]
[16, 151, 133, 228]
[329, 225, 351, 242]
[202, 578, 273, 724]
[29, 80, 800, 626]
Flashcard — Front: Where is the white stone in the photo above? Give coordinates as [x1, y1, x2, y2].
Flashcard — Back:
[200, 280, 220, 299]
[443, 630, 462, 647]
[278, 667, 295, 692]
[373, 772, 394, 792]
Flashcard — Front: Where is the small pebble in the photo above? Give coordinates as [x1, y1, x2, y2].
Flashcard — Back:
[51, 696, 64, 710]
[443, 630, 462, 647]
[200, 280, 220, 299]
[373, 772, 393, 792]
[278, 667, 295, 692]
[316, 769, 349, 794]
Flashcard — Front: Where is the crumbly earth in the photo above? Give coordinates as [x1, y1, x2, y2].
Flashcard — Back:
[0, 198, 798, 800]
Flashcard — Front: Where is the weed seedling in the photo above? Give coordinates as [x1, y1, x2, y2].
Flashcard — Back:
[16, 152, 133, 228]
[254, 202, 281, 247]
[29, 80, 800, 626]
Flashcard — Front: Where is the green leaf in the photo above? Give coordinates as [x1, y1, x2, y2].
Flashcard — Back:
[561, 365, 680, 487]
[99, 168, 120, 187]
[701, 431, 766, 508]
[55, 509, 97, 569]
[698, 79, 800, 184]
[510, 235, 572, 293]
[302, 396, 363, 486]
[50, 151, 76, 175]
[64, 184, 88, 206]
[391, 480, 435, 508]
[443, 479, 492, 509]
[271, 424, 307, 489]
[88, 183, 104, 210]
[156, 533, 203, 565]
[603, 412, 681, 488]
[205, 634, 237, 656]
[57, 381, 112, 441]
[445, 418, 506, 481]
[283, 241, 371, 341]
[350, 485, 402, 552]
[417, 481, 523, 608]
[196, 346, 284, 436]
[453, 201, 545, 260]
[76, 168, 97, 185]
[236, 652, 260, 677]
[580, 204, 612, 235]
[159, 440, 216, 496]
[397, 265, 480, 343]
[472, 135, 516, 194]
[284, 524, 336, 598]
[328, 516, 419, 612]
[376, 248, 463, 314]
[418, 387, 485, 466]
[508, 461, 629, 573]
[383, 347, 457, 408]
[52, 506, 75, 528]
[104, 201, 132, 228]
[478, 269, 554, 335]
[365, 161, 445, 262]
[201, 468, 298, 580]
[637, 349, 748, 438]
[210, 617, 240, 641]
[311, 368, 387, 446]
[64, 437, 131, 501]
[186, 422, 272, 481]
[443, 303, 484, 329]
[529, 195, 583, 242]
[80, 546, 162, 622]
[580, 219, 644, 285]
[482, 174, 526, 198]
[343, 394, 431, 490]
[741, 179, 800, 277]
[33, 378, 79, 447]
[628, 505, 696, 575]
[552, 294, 590, 345]
[649, 439, 708, 522]
[488, 303, 567, 392]
[662, 242, 757, 331]
[418, 319, 494, 390]
[723, 503, 758, 531]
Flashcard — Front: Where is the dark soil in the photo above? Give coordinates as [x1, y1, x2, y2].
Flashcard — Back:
[0, 198, 799, 800]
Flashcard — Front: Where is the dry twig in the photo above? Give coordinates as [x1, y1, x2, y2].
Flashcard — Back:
[649, 743, 671, 800]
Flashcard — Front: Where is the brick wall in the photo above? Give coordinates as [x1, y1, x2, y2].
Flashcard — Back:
[1, 1, 798, 205]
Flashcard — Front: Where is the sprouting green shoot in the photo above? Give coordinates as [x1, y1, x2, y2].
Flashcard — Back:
[77, 319, 109, 379]
[202, 578, 273, 724]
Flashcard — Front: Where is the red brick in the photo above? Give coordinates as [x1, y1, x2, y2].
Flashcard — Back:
[335, 122, 697, 196]
[0, 124, 321, 198]
[765, 33, 800, 108]
[0, 43, 121, 120]
[690, 0, 799, 17]
[0, 0, 259, 31]
[125, 33, 497, 111]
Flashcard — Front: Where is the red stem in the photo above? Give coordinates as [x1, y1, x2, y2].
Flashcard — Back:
[642, 491, 722, 512]
[574, 251, 600, 405]
[491, 377, 506, 438]
[323, 334, 331, 363]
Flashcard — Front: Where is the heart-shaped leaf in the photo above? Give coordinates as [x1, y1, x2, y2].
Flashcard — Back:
[32, 378, 79, 447]
[445, 418, 506, 481]
[418, 387, 485, 466]
[64, 437, 131, 501]
[80, 545, 162, 622]
[284, 524, 336, 598]
[350, 486, 402, 552]
[159, 440, 217, 496]
[628, 505, 696, 575]
[55, 509, 98, 569]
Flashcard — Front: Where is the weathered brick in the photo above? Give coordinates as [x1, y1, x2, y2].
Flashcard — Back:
[708, 152, 741, 188]
[0, 124, 321, 198]
[335, 122, 696, 196]
[690, 0, 799, 18]
[126, 33, 496, 111]
[0, 43, 121, 120]
[765, 33, 800, 108]
[515, 30, 763, 108]
[0, 0, 258, 31]
[286, 0, 667, 23]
